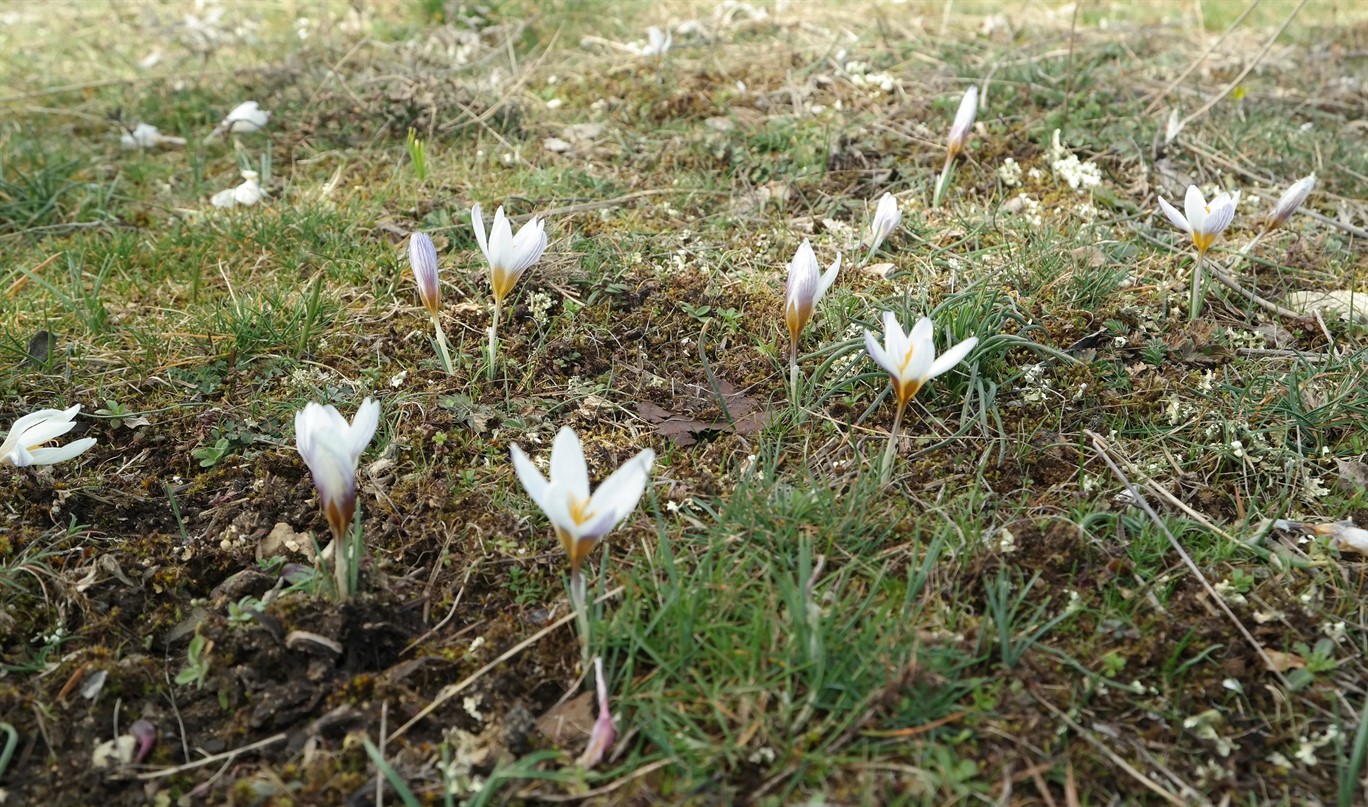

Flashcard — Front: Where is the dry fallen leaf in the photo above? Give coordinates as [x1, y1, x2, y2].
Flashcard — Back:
[1263, 649, 1307, 672]
[1283, 289, 1368, 322]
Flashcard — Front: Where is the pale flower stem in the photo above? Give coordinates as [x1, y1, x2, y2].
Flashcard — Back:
[933, 156, 954, 208]
[570, 570, 590, 668]
[1188, 250, 1205, 321]
[331, 535, 350, 601]
[788, 341, 800, 412]
[431, 315, 454, 375]
[879, 399, 907, 485]
[486, 298, 502, 381]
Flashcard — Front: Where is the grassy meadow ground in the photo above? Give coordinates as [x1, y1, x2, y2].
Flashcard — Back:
[3, 0, 1368, 803]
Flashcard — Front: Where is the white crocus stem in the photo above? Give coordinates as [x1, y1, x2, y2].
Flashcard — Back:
[863, 313, 978, 482]
[511, 427, 655, 579]
[409, 232, 452, 375]
[473, 204, 548, 379]
[783, 240, 840, 407]
[0, 405, 96, 468]
[866, 192, 901, 260]
[1157, 185, 1239, 320]
[1267, 174, 1315, 231]
[294, 398, 380, 599]
[205, 100, 270, 141]
[577, 656, 617, 768]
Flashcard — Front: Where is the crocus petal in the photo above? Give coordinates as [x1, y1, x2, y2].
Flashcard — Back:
[511, 443, 553, 515]
[584, 449, 655, 535]
[510, 216, 548, 273]
[1201, 196, 1236, 237]
[1157, 196, 1189, 232]
[1183, 185, 1207, 233]
[347, 398, 380, 465]
[490, 206, 517, 271]
[864, 330, 898, 378]
[549, 426, 591, 503]
[26, 437, 97, 466]
[12, 412, 80, 448]
[812, 254, 841, 307]
[927, 336, 979, 379]
[471, 204, 491, 265]
[881, 310, 906, 348]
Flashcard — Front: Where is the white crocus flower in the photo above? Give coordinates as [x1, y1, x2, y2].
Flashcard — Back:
[473, 203, 548, 378]
[864, 312, 978, 481]
[1157, 185, 1239, 319]
[294, 398, 380, 598]
[638, 26, 672, 57]
[120, 123, 186, 149]
[867, 192, 901, 255]
[1158, 185, 1240, 256]
[783, 239, 840, 405]
[946, 85, 979, 160]
[0, 405, 96, 468]
[210, 170, 266, 208]
[511, 426, 654, 605]
[473, 204, 547, 305]
[408, 232, 453, 374]
[205, 101, 270, 141]
[1267, 174, 1315, 230]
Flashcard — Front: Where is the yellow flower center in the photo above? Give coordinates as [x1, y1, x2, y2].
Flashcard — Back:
[568, 494, 595, 527]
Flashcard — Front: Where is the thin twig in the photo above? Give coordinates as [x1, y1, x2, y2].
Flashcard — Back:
[136, 733, 287, 780]
[1031, 693, 1196, 807]
[1177, 0, 1308, 131]
[390, 585, 624, 741]
[1085, 431, 1290, 688]
[1143, 0, 1263, 115]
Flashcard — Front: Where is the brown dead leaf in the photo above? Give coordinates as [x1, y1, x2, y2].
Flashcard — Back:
[535, 690, 596, 744]
[1263, 649, 1306, 672]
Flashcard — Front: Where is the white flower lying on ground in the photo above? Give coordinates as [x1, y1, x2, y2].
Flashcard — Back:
[120, 123, 186, 149]
[0, 405, 97, 468]
[211, 170, 266, 208]
[205, 100, 270, 141]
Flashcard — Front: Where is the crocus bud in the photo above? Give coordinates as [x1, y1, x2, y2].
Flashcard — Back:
[867, 192, 901, 254]
[294, 399, 380, 542]
[1267, 174, 1315, 231]
[408, 232, 441, 316]
[946, 86, 978, 160]
[783, 240, 841, 350]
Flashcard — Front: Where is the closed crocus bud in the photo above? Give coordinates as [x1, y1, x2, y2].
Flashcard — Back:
[408, 232, 441, 316]
[783, 240, 841, 350]
[946, 85, 978, 160]
[294, 399, 380, 542]
[868, 192, 901, 253]
[1268, 174, 1315, 230]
